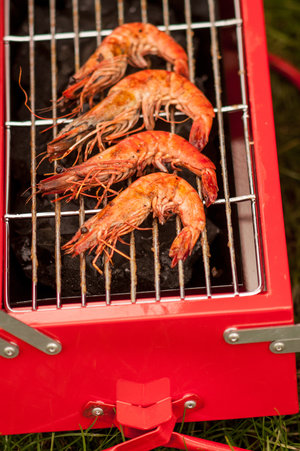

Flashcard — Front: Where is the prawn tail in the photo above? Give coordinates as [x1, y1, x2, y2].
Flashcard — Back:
[201, 168, 218, 207]
[169, 226, 200, 268]
[189, 114, 214, 151]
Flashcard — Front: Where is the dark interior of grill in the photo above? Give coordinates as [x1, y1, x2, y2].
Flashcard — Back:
[6, 0, 256, 306]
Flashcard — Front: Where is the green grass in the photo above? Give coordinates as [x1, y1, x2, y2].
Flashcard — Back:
[1, 414, 300, 450]
[1, 0, 300, 449]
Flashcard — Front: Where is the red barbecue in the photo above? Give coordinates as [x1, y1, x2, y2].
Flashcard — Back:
[0, 0, 299, 450]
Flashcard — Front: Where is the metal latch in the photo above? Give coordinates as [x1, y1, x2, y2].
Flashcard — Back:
[224, 324, 300, 354]
[0, 310, 62, 359]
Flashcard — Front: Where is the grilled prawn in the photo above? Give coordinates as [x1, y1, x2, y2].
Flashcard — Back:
[47, 70, 215, 160]
[39, 131, 218, 206]
[60, 22, 189, 109]
[63, 172, 205, 272]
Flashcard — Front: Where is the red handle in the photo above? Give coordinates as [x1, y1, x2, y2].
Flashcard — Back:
[268, 52, 300, 90]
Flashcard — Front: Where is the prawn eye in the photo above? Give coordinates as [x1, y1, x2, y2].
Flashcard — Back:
[81, 226, 89, 234]
[56, 165, 65, 174]
[68, 76, 76, 85]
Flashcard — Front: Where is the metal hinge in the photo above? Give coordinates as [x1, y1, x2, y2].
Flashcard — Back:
[224, 324, 300, 354]
[0, 310, 62, 359]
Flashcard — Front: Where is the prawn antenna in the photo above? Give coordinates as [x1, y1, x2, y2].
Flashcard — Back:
[21, 186, 33, 204]
[36, 153, 51, 170]
[158, 114, 190, 125]
[19, 67, 76, 128]
[123, 221, 152, 231]
[98, 238, 132, 262]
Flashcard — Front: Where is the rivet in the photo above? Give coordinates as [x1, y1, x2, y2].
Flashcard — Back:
[4, 346, 18, 358]
[46, 342, 59, 354]
[184, 400, 197, 409]
[91, 407, 104, 416]
[273, 341, 285, 352]
[228, 331, 240, 343]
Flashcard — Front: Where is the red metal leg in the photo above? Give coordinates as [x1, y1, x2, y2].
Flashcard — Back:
[165, 432, 252, 451]
[103, 429, 252, 451]
[83, 379, 252, 451]
[106, 416, 176, 451]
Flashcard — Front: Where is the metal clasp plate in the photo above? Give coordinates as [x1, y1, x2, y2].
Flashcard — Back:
[224, 324, 300, 354]
[0, 310, 62, 358]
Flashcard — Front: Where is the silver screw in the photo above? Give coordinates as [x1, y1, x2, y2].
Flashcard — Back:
[4, 345, 18, 358]
[91, 407, 104, 416]
[46, 342, 59, 354]
[228, 331, 240, 343]
[273, 341, 285, 352]
[184, 400, 197, 409]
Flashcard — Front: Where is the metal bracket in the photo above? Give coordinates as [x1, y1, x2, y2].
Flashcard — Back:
[0, 310, 62, 358]
[224, 324, 300, 354]
[82, 379, 249, 450]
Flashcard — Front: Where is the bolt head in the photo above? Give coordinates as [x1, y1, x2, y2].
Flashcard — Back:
[91, 407, 104, 416]
[46, 342, 59, 354]
[184, 400, 197, 409]
[273, 341, 285, 352]
[228, 332, 240, 343]
[4, 345, 18, 357]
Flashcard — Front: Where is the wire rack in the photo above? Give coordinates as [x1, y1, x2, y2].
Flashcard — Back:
[3, 0, 264, 311]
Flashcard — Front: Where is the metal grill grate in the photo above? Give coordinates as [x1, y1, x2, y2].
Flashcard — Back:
[3, 0, 263, 311]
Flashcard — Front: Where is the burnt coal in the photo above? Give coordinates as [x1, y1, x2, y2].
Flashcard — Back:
[8, 0, 240, 305]
[10, 191, 220, 299]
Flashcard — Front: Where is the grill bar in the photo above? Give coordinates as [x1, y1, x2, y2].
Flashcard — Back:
[233, 0, 263, 290]
[118, 0, 124, 25]
[156, 0, 166, 304]
[161, 0, 184, 300]
[136, 0, 161, 303]
[116, 1, 138, 304]
[4, 0, 11, 311]
[50, 0, 62, 309]
[98, 9, 112, 306]
[185, 0, 212, 298]
[72, 0, 87, 307]
[126, 0, 148, 304]
[94, 0, 102, 46]
[5, 195, 257, 220]
[184, 0, 194, 80]
[28, 0, 38, 310]
[4, 18, 243, 43]
[208, 0, 239, 295]
[140, 0, 147, 24]
[5, 104, 248, 127]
